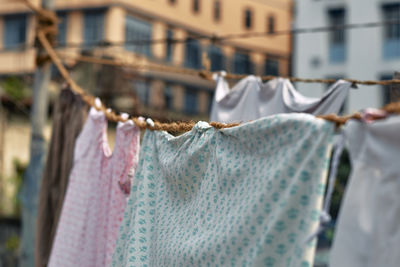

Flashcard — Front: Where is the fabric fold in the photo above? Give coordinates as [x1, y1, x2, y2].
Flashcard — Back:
[35, 89, 88, 267]
[210, 75, 351, 123]
[48, 108, 140, 267]
[330, 115, 400, 267]
[112, 113, 335, 267]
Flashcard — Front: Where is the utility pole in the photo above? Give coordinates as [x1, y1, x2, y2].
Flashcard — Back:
[20, 0, 54, 266]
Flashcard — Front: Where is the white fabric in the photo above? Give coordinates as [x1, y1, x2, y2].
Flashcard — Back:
[330, 115, 400, 267]
[112, 113, 335, 267]
[210, 75, 351, 123]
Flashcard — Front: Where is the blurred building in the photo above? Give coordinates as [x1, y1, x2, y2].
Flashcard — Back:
[294, 0, 400, 114]
[0, 0, 292, 119]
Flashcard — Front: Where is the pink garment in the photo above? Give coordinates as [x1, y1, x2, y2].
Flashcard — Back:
[48, 108, 140, 267]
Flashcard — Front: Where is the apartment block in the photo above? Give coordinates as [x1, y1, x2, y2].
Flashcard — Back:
[0, 0, 292, 118]
[294, 0, 400, 114]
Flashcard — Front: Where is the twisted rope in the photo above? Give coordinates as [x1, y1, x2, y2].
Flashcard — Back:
[38, 29, 400, 131]
[24, 0, 400, 131]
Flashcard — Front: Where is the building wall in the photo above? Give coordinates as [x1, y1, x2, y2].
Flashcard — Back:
[0, 13, 36, 74]
[0, 116, 119, 216]
[294, 0, 399, 114]
[0, 0, 293, 118]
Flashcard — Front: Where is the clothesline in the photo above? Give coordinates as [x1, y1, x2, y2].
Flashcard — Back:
[45, 19, 400, 48]
[22, 0, 400, 131]
[18, 0, 400, 47]
[40, 29, 400, 130]
[58, 52, 400, 87]
[21, 0, 400, 87]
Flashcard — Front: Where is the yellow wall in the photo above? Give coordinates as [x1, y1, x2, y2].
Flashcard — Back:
[0, 0, 291, 74]
[113, 0, 292, 55]
[41, 0, 291, 55]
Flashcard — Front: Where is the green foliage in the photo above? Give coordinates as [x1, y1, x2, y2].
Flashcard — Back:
[330, 149, 351, 221]
[2, 76, 26, 101]
[5, 234, 20, 252]
[7, 159, 27, 217]
[317, 150, 351, 247]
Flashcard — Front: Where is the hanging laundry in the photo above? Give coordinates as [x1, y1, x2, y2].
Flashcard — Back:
[330, 115, 400, 267]
[112, 113, 334, 267]
[48, 107, 140, 267]
[210, 75, 351, 123]
[35, 89, 88, 267]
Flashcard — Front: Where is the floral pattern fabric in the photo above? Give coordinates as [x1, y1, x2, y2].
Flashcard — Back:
[112, 113, 334, 267]
[48, 108, 140, 267]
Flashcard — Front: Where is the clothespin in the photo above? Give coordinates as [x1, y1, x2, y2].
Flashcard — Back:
[146, 118, 155, 127]
[202, 51, 211, 72]
[199, 52, 213, 81]
[94, 98, 102, 109]
[212, 70, 227, 81]
[120, 113, 129, 121]
[361, 108, 388, 123]
[210, 34, 219, 45]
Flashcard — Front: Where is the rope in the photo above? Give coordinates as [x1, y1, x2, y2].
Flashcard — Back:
[38, 28, 400, 131]
[44, 20, 400, 48]
[40, 29, 400, 131]
[20, 0, 54, 20]
[38, 29, 241, 131]
[222, 73, 400, 86]
[58, 53, 400, 86]
[18, 0, 400, 50]
[25, 0, 400, 132]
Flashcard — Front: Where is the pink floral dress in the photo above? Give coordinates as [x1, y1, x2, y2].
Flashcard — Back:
[48, 108, 140, 267]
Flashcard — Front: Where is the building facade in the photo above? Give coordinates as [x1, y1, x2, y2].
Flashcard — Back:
[0, 0, 292, 119]
[294, 0, 400, 114]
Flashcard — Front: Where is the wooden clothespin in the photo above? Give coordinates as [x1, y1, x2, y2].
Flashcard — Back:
[199, 52, 213, 81]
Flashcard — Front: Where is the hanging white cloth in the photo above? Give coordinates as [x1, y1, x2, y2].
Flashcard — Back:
[330, 115, 400, 267]
[210, 74, 351, 123]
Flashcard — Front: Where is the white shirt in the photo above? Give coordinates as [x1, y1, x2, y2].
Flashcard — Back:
[210, 75, 351, 123]
[330, 115, 400, 267]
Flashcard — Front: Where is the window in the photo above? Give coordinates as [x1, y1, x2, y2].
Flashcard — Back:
[233, 52, 253, 74]
[193, 0, 200, 13]
[381, 74, 393, 105]
[383, 4, 400, 59]
[4, 15, 26, 49]
[267, 15, 275, 34]
[264, 58, 279, 76]
[185, 38, 202, 69]
[244, 9, 253, 29]
[133, 80, 150, 105]
[83, 9, 104, 46]
[184, 88, 198, 114]
[165, 29, 174, 62]
[125, 15, 152, 57]
[208, 45, 225, 71]
[328, 8, 346, 63]
[164, 84, 174, 110]
[57, 12, 68, 46]
[214, 0, 221, 22]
